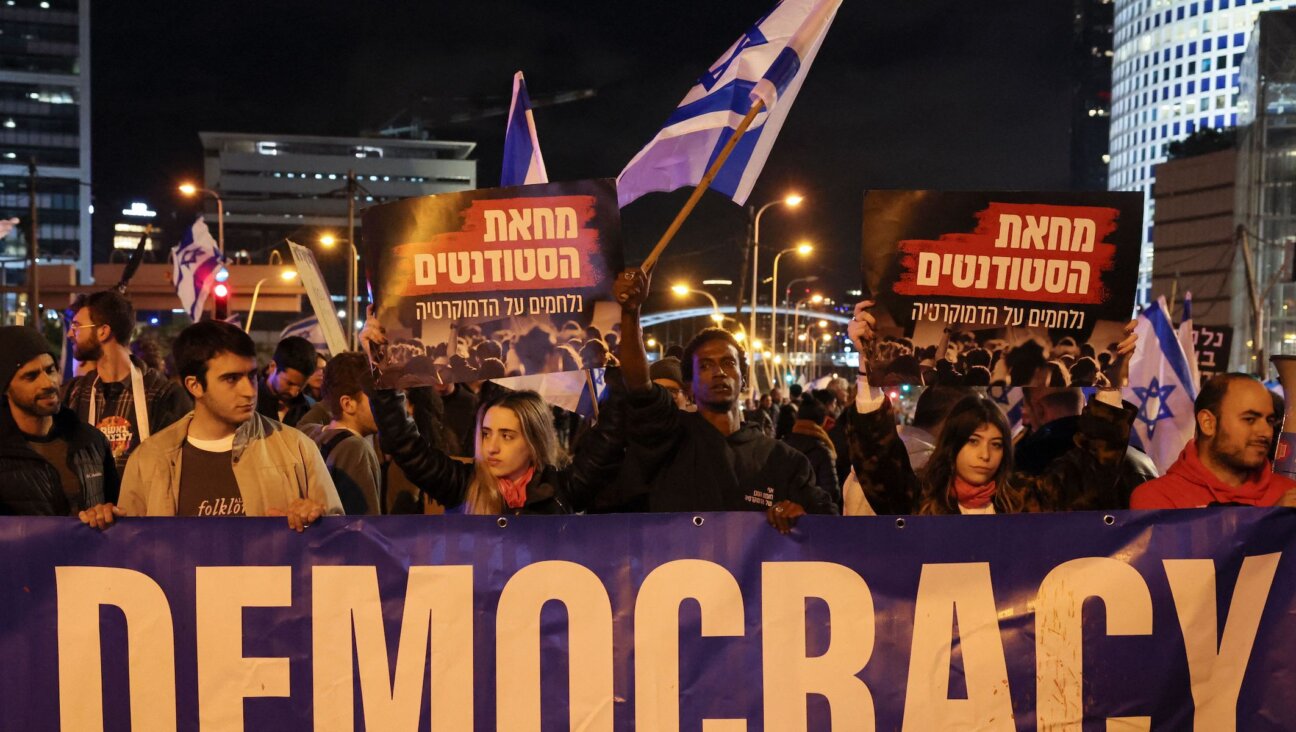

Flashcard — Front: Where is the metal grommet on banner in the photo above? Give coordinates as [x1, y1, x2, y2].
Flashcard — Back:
[895, 518, 906, 529]
[1103, 514, 1116, 526]
[497, 517, 508, 529]
[692, 516, 705, 527]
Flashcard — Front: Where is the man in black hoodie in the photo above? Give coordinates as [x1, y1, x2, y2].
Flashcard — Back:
[614, 269, 836, 531]
[0, 326, 117, 515]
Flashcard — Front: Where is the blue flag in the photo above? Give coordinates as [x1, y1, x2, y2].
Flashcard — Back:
[617, 0, 841, 208]
[501, 71, 549, 187]
[281, 316, 329, 355]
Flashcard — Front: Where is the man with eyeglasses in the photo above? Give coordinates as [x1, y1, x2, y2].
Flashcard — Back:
[64, 290, 190, 473]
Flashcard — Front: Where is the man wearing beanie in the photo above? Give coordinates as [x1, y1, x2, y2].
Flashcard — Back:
[0, 326, 118, 515]
[649, 356, 689, 410]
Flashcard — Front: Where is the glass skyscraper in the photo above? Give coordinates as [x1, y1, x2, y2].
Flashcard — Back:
[0, 0, 92, 296]
[1109, 0, 1296, 302]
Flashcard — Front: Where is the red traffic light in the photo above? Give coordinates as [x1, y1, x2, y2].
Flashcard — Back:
[213, 282, 230, 320]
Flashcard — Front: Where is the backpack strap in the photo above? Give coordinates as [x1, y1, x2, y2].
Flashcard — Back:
[319, 431, 352, 463]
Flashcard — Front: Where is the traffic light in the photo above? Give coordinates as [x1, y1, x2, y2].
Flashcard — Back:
[213, 283, 230, 321]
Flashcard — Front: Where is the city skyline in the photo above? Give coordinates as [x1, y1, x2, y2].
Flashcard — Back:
[86, 0, 1076, 304]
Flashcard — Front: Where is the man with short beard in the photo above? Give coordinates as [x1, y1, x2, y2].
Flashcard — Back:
[64, 290, 190, 472]
[1131, 373, 1296, 508]
[0, 327, 117, 515]
[614, 269, 836, 531]
[257, 336, 319, 427]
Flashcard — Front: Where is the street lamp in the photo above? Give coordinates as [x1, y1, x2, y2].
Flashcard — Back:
[645, 336, 663, 359]
[320, 231, 360, 350]
[177, 182, 224, 254]
[671, 283, 723, 323]
[791, 294, 824, 356]
[748, 193, 803, 387]
[770, 241, 813, 368]
[781, 275, 819, 356]
[245, 268, 298, 332]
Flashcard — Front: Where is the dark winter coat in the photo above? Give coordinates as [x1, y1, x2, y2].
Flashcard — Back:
[0, 405, 118, 515]
[784, 419, 841, 506]
[626, 385, 838, 514]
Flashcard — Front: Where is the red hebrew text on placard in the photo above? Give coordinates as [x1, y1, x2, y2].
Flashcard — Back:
[392, 195, 602, 297]
[892, 202, 1121, 305]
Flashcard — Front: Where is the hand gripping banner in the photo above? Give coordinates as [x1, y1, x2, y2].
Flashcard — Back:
[1, 510, 1292, 730]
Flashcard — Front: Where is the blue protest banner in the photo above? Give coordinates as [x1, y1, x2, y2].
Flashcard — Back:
[0, 510, 1291, 730]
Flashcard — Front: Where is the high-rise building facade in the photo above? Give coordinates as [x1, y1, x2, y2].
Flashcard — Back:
[1071, 0, 1116, 191]
[0, 0, 91, 289]
[1110, 0, 1296, 303]
[1235, 9, 1296, 369]
[197, 131, 477, 331]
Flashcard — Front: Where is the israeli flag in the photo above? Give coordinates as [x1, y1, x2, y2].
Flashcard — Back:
[170, 216, 224, 321]
[281, 316, 329, 355]
[1123, 296, 1199, 473]
[501, 71, 549, 187]
[492, 368, 605, 414]
[617, 0, 841, 208]
[1177, 291, 1202, 391]
[989, 384, 1026, 438]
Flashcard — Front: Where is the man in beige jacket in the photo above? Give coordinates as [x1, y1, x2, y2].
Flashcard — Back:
[79, 321, 341, 531]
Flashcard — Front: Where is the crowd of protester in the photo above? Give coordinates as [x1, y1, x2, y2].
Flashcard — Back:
[868, 328, 1123, 389]
[376, 318, 618, 388]
[2, 272, 1294, 531]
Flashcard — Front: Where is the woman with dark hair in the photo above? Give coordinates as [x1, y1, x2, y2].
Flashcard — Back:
[842, 301, 1141, 515]
[913, 394, 1037, 514]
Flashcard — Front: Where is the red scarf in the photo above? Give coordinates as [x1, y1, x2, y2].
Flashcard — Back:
[497, 466, 536, 509]
[951, 475, 996, 509]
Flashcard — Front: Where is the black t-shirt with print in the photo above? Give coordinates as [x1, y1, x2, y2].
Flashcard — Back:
[176, 441, 244, 516]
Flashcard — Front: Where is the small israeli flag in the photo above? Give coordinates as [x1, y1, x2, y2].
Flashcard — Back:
[1123, 297, 1199, 473]
[170, 216, 224, 321]
[281, 316, 329, 356]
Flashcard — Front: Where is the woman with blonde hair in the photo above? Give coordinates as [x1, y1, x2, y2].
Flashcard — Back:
[363, 319, 619, 514]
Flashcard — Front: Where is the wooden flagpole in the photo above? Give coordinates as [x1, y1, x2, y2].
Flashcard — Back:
[640, 98, 767, 273]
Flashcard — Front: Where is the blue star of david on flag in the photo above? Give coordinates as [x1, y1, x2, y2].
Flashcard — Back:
[1132, 377, 1177, 435]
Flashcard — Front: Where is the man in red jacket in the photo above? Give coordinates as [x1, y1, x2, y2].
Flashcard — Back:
[1131, 373, 1296, 508]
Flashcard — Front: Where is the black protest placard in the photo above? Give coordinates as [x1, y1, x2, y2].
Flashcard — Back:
[363, 179, 625, 388]
[1191, 324, 1232, 380]
[859, 190, 1143, 386]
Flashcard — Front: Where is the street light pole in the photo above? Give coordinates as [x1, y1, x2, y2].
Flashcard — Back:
[346, 170, 357, 350]
[26, 158, 39, 324]
[770, 243, 812, 369]
[672, 284, 722, 323]
[781, 275, 819, 365]
[320, 231, 359, 351]
[245, 268, 298, 332]
[791, 294, 823, 364]
[749, 194, 802, 391]
[178, 183, 225, 254]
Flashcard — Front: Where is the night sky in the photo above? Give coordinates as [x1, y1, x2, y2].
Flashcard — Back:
[91, 0, 1074, 301]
